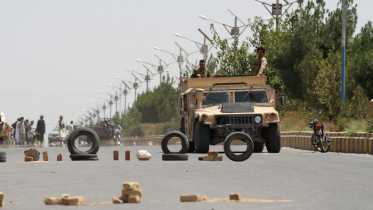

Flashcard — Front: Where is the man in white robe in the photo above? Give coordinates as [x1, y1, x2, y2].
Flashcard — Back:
[15, 117, 25, 145]
[58, 115, 66, 146]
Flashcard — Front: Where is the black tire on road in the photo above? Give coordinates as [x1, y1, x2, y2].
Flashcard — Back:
[266, 123, 281, 153]
[253, 141, 264, 153]
[0, 151, 7, 162]
[187, 141, 195, 153]
[67, 127, 100, 155]
[162, 154, 188, 161]
[70, 154, 98, 161]
[194, 121, 210, 153]
[161, 131, 189, 154]
[224, 132, 254, 162]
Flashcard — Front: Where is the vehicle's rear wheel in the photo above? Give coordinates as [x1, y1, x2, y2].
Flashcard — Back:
[194, 121, 210, 153]
[224, 132, 254, 161]
[253, 141, 264, 153]
[266, 123, 281, 153]
[187, 141, 195, 153]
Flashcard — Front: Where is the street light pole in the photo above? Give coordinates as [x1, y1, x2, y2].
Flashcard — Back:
[175, 29, 213, 60]
[136, 56, 172, 84]
[116, 77, 133, 114]
[254, 0, 296, 30]
[341, 0, 346, 117]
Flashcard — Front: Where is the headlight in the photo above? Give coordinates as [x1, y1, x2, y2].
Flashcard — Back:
[254, 116, 262, 124]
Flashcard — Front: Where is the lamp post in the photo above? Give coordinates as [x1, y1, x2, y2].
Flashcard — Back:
[136, 56, 172, 84]
[123, 72, 143, 103]
[154, 44, 197, 78]
[97, 94, 113, 119]
[175, 29, 213, 60]
[116, 76, 132, 114]
[254, 0, 296, 30]
[127, 68, 156, 92]
[91, 99, 107, 121]
[107, 84, 120, 117]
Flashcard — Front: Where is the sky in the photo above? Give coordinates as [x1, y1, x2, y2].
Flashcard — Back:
[1, 0, 372, 134]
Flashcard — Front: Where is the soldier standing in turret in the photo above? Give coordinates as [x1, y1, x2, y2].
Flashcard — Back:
[251, 46, 267, 77]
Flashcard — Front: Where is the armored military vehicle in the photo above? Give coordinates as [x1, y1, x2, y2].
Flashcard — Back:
[172, 75, 286, 161]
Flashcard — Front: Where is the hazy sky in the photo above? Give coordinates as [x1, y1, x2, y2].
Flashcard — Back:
[1, 0, 372, 134]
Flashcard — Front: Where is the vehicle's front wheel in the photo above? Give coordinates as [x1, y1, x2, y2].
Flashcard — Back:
[194, 121, 210, 153]
[266, 123, 281, 153]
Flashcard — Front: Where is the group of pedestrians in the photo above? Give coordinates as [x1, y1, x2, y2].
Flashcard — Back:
[0, 115, 46, 146]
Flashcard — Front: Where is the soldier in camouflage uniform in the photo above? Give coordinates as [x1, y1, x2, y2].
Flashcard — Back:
[191, 60, 211, 78]
[251, 46, 267, 77]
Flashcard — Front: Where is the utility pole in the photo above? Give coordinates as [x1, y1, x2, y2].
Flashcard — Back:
[254, 0, 296, 30]
[341, 0, 346, 117]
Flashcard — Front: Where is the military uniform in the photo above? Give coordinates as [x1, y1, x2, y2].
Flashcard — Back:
[251, 56, 267, 76]
[191, 67, 211, 78]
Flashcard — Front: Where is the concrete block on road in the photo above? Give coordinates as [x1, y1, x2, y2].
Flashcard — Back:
[180, 194, 201, 202]
[43, 151, 48, 161]
[203, 156, 214, 161]
[125, 150, 130, 161]
[128, 196, 141, 203]
[112, 197, 123, 204]
[44, 197, 61, 205]
[24, 148, 40, 161]
[208, 151, 218, 157]
[57, 154, 62, 161]
[229, 193, 241, 201]
[60, 196, 84, 205]
[113, 150, 119, 161]
[213, 156, 223, 161]
[122, 182, 140, 190]
[25, 156, 34, 162]
[0, 192, 3, 200]
[138, 155, 150, 161]
[118, 196, 128, 203]
[0, 200, 3, 207]
[61, 194, 69, 199]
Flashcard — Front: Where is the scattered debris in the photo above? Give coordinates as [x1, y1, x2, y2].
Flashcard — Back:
[113, 150, 119, 161]
[125, 151, 130, 161]
[180, 194, 202, 202]
[44, 197, 61, 205]
[24, 148, 40, 161]
[57, 154, 62, 161]
[137, 150, 151, 161]
[113, 182, 142, 204]
[60, 196, 85, 205]
[43, 151, 49, 161]
[25, 156, 34, 162]
[201, 151, 223, 161]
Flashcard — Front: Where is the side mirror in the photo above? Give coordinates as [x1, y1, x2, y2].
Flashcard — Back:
[280, 93, 286, 107]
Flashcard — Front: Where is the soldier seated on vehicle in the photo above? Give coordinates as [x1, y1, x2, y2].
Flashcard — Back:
[190, 59, 220, 78]
[251, 46, 267, 77]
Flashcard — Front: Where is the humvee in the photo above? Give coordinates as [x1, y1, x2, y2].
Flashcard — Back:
[177, 75, 286, 160]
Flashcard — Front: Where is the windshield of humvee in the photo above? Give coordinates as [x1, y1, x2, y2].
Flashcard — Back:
[202, 92, 228, 105]
[235, 91, 268, 103]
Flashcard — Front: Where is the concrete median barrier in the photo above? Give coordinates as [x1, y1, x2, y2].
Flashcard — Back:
[281, 132, 373, 154]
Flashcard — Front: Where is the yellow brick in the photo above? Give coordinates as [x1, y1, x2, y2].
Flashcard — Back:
[0, 199, 3, 207]
[128, 196, 141, 203]
[203, 156, 213, 161]
[44, 197, 61, 205]
[122, 189, 143, 197]
[60, 196, 84, 205]
[207, 151, 218, 157]
[113, 197, 123, 204]
[0, 192, 3, 200]
[118, 196, 128, 203]
[122, 182, 140, 190]
[229, 193, 241, 201]
[213, 156, 223, 161]
[180, 194, 201, 202]
[61, 194, 69, 199]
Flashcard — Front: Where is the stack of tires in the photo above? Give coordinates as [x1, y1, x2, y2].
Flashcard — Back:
[67, 128, 100, 161]
[161, 131, 189, 161]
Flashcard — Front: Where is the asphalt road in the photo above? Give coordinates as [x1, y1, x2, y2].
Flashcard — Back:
[0, 145, 372, 210]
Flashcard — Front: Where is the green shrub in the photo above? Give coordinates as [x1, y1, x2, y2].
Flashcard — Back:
[125, 124, 145, 137]
[345, 120, 368, 136]
[162, 122, 178, 135]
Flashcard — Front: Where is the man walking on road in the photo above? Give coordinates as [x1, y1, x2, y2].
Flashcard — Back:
[36, 115, 45, 147]
[67, 121, 74, 140]
[251, 46, 267, 77]
[58, 116, 66, 146]
[16, 117, 25, 145]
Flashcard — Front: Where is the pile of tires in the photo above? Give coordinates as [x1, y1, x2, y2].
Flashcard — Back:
[161, 131, 189, 161]
[67, 127, 100, 161]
